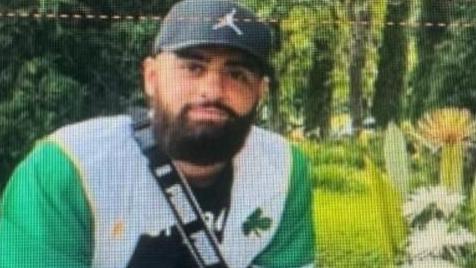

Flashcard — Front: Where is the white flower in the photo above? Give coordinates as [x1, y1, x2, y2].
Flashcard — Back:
[408, 219, 476, 259]
[404, 186, 465, 220]
[401, 257, 459, 268]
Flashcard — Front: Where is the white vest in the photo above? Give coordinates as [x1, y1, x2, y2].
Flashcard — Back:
[50, 116, 292, 268]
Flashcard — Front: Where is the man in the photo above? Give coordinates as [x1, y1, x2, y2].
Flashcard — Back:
[0, 0, 315, 267]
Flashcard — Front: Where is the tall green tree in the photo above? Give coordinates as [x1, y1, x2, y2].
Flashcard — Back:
[348, 1, 372, 134]
[372, 0, 411, 127]
[244, 0, 340, 137]
[275, 4, 341, 137]
[304, 36, 334, 137]
[422, 1, 476, 113]
[246, 0, 388, 137]
[407, 0, 451, 119]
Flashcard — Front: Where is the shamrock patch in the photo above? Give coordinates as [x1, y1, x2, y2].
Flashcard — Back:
[242, 208, 272, 238]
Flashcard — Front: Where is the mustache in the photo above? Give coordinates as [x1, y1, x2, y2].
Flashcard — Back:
[181, 101, 239, 119]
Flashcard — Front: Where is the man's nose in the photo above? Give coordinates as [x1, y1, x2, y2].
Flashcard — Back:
[197, 69, 226, 100]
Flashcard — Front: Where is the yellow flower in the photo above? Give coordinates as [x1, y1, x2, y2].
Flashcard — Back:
[417, 107, 476, 147]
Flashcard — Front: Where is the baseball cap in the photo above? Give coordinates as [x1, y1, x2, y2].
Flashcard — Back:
[154, 0, 273, 76]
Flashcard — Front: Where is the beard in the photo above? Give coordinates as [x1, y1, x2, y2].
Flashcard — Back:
[151, 101, 256, 165]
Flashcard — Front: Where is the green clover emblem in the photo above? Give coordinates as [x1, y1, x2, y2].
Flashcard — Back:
[242, 208, 272, 238]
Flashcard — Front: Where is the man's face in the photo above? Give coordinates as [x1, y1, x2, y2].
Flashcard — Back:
[143, 47, 268, 164]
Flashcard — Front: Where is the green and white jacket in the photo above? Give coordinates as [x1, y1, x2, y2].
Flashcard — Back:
[0, 116, 315, 268]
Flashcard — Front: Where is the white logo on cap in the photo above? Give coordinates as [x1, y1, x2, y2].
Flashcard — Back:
[213, 8, 243, 35]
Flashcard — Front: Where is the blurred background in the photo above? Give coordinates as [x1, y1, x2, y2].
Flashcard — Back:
[2, 0, 476, 266]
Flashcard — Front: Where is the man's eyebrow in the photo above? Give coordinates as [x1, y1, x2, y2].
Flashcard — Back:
[174, 50, 210, 62]
[226, 58, 261, 73]
[174, 49, 263, 74]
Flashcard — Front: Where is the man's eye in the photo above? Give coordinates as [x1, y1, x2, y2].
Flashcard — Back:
[228, 69, 250, 83]
[183, 63, 204, 74]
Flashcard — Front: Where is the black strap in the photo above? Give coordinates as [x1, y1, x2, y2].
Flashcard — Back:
[131, 111, 229, 268]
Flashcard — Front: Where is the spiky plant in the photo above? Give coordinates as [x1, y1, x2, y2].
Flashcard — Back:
[417, 108, 476, 193]
[384, 122, 410, 196]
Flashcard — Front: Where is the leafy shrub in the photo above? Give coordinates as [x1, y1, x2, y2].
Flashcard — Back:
[299, 139, 365, 168]
[311, 164, 366, 194]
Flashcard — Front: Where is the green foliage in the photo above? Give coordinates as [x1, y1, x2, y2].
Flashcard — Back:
[364, 128, 439, 192]
[372, 0, 410, 126]
[299, 139, 407, 267]
[299, 139, 366, 168]
[312, 164, 367, 193]
[273, 4, 338, 134]
[245, 0, 389, 136]
[311, 162, 406, 267]
[0, 0, 401, 187]
[0, 55, 85, 182]
[408, 149, 439, 189]
[241, 0, 290, 18]
[423, 6, 476, 115]
[406, 0, 476, 118]
[0, 1, 174, 187]
[469, 174, 476, 232]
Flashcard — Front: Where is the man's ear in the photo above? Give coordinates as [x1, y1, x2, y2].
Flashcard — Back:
[142, 57, 159, 98]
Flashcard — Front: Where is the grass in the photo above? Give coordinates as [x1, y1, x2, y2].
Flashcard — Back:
[313, 168, 406, 267]
[299, 139, 407, 267]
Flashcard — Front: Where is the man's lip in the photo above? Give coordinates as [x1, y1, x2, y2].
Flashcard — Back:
[187, 107, 229, 121]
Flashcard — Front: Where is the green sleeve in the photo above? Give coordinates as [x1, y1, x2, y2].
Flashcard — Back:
[252, 146, 316, 267]
[0, 142, 93, 268]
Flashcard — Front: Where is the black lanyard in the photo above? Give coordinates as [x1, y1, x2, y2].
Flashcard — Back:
[132, 117, 230, 268]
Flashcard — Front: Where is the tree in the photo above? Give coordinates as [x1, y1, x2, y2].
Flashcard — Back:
[348, 1, 372, 134]
[372, 0, 411, 127]
[423, 2, 476, 114]
[304, 37, 334, 137]
[0, 0, 179, 190]
[274, 4, 341, 137]
[242, 0, 299, 134]
[243, 0, 340, 137]
[407, 0, 451, 119]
